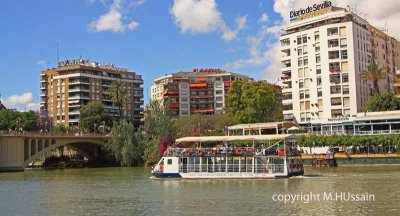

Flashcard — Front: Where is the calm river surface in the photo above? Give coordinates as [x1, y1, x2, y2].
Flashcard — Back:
[1, 166, 400, 216]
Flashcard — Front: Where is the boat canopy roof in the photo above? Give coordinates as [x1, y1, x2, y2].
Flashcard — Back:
[175, 134, 298, 143]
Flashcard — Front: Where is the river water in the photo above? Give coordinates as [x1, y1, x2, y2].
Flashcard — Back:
[1, 166, 399, 216]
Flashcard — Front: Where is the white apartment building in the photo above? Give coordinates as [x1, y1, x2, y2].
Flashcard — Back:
[280, 6, 374, 124]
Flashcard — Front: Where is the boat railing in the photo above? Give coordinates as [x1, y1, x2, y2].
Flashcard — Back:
[164, 147, 301, 157]
[179, 164, 285, 174]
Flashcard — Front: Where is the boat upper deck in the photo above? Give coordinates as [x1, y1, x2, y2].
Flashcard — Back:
[163, 147, 301, 158]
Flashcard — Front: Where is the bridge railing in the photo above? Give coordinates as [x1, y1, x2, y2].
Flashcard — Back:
[0, 130, 111, 137]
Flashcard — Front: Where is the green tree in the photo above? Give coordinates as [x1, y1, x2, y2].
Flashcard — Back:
[108, 120, 145, 166]
[361, 62, 387, 94]
[174, 114, 236, 137]
[225, 80, 283, 123]
[109, 81, 128, 119]
[53, 124, 67, 132]
[143, 100, 176, 165]
[79, 102, 109, 132]
[0, 110, 38, 131]
[365, 93, 400, 112]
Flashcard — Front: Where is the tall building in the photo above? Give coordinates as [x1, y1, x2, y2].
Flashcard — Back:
[151, 69, 252, 116]
[279, 4, 400, 125]
[40, 59, 144, 127]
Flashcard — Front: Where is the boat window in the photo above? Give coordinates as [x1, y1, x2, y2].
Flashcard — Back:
[167, 159, 172, 165]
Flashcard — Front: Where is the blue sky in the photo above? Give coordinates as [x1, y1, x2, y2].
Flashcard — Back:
[1, 0, 399, 110]
[0, 0, 284, 110]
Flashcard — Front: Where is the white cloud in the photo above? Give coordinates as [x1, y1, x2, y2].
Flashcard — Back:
[88, 0, 143, 33]
[4, 92, 39, 111]
[170, 0, 247, 41]
[258, 13, 269, 24]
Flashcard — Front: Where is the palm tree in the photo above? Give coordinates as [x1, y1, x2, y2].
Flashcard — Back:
[109, 81, 128, 119]
[360, 62, 387, 94]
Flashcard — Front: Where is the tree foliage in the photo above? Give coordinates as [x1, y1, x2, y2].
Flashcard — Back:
[108, 81, 128, 119]
[142, 100, 176, 165]
[365, 93, 400, 112]
[108, 120, 145, 166]
[0, 110, 38, 131]
[79, 102, 109, 132]
[174, 114, 236, 137]
[361, 62, 387, 94]
[225, 80, 283, 123]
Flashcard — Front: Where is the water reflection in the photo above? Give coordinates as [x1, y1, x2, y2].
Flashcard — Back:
[0, 166, 399, 215]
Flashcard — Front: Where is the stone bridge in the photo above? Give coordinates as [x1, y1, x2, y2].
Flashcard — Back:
[0, 134, 110, 172]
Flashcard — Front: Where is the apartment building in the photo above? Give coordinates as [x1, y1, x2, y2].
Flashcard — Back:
[151, 69, 251, 116]
[40, 59, 144, 127]
[279, 4, 400, 125]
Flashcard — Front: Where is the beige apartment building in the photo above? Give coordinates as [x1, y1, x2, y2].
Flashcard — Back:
[40, 59, 144, 128]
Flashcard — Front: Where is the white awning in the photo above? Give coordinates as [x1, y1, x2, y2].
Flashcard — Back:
[175, 134, 298, 143]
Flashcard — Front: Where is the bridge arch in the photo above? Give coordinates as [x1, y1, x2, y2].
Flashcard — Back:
[23, 138, 108, 168]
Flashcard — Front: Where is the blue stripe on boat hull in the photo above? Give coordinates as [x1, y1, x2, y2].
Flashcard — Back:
[152, 172, 182, 178]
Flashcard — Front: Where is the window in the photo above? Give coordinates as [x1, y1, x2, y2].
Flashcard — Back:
[341, 62, 348, 71]
[315, 42, 320, 52]
[305, 90, 310, 99]
[304, 79, 310, 88]
[216, 90, 223, 95]
[304, 67, 309, 77]
[330, 86, 341, 94]
[330, 74, 341, 84]
[329, 51, 340, 59]
[327, 27, 339, 36]
[283, 103, 293, 111]
[181, 90, 188, 95]
[181, 83, 188, 88]
[316, 54, 321, 63]
[331, 97, 342, 106]
[314, 31, 320, 41]
[182, 97, 189, 102]
[299, 90, 304, 99]
[298, 68, 304, 78]
[331, 109, 343, 117]
[216, 103, 223, 108]
[318, 99, 323, 108]
[305, 101, 310, 110]
[281, 38, 290, 46]
[216, 96, 223, 101]
[340, 38, 347, 48]
[316, 65, 321, 74]
[302, 35, 308, 43]
[181, 104, 188, 109]
[317, 77, 322, 86]
[317, 88, 322, 97]
[328, 39, 339, 48]
[298, 47, 303, 56]
[341, 50, 348, 59]
[297, 36, 302, 45]
[167, 159, 172, 165]
[344, 109, 351, 117]
[299, 80, 304, 88]
[300, 102, 305, 111]
[343, 97, 350, 107]
[215, 82, 223, 88]
[303, 45, 308, 54]
[343, 85, 349, 95]
[342, 73, 349, 83]
[339, 27, 346, 37]
[298, 58, 303, 67]
[303, 57, 308, 66]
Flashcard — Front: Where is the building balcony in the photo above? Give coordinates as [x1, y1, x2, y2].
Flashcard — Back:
[69, 111, 80, 115]
[68, 119, 79, 123]
[69, 88, 89, 93]
[69, 96, 89, 100]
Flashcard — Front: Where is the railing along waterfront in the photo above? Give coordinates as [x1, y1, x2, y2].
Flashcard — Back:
[0, 130, 110, 137]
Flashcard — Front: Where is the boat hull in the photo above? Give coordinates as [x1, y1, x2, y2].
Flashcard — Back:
[152, 172, 301, 179]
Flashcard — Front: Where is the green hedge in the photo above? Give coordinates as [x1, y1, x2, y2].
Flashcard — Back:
[296, 134, 400, 147]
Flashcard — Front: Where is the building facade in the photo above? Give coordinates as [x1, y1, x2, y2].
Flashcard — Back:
[40, 59, 144, 128]
[151, 69, 251, 116]
[279, 5, 400, 125]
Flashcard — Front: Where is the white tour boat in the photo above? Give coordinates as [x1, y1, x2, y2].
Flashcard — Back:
[151, 134, 304, 179]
